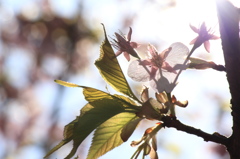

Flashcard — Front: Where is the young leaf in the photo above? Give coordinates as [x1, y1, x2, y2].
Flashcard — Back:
[188, 57, 225, 71]
[95, 24, 139, 101]
[87, 112, 137, 159]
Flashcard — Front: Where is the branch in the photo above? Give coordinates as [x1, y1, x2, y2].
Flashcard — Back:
[162, 116, 229, 146]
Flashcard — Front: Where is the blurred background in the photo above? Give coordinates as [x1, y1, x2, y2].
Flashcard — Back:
[0, 0, 236, 158]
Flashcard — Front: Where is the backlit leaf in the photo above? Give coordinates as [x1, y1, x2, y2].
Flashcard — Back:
[83, 87, 112, 102]
[44, 140, 70, 158]
[113, 94, 141, 111]
[45, 93, 139, 159]
[54, 79, 115, 102]
[95, 24, 139, 101]
[87, 112, 137, 159]
[121, 117, 142, 142]
[45, 100, 125, 159]
[54, 80, 81, 87]
[44, 110, 81, 158]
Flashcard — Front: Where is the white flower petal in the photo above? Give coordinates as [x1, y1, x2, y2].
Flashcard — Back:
[128, 43, 189, 93]
[165, 42, 189, 70]
[127, 60, 151, 82]
[161, 70, 178, 83]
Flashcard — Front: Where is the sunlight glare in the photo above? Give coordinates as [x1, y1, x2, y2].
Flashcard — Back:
[229, 0, 240, 7]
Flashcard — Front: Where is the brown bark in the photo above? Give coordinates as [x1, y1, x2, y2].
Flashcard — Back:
[216, 0, 240, 158]
[162, 116, 228, 145]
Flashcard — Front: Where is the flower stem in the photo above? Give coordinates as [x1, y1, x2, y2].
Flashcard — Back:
[130, 148, 141, 159]
[172, 44, 198, 85]
[166, 92, 175, 116]
[187, 44, 198, 61]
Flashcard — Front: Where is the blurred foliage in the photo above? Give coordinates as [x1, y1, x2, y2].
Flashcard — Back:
[0, 0, 100, 158]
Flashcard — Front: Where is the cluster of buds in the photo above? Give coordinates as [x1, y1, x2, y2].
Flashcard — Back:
[136, 87, 188, 120]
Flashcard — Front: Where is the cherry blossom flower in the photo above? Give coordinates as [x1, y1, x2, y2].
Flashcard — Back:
[190, 22, 219, 53]
[111, 27, 140, 61]
[128, 42, 189, 93]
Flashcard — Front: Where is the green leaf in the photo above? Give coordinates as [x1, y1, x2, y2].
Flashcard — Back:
[66, 99, 127, 159]
[44, 140, 70, 158]
[44, 117, 78, 158]
[83, 87, 112, 102]
[45, 100, 124, 159]
[95, 24, 139, 101]
[87, 112, 137, 159]
[54, 80, 139, 106]
[188, 57, 225, 71]
[63, 118, 77, 140]
[54, 80, 81, 87]
[121, 117, 142, 142]
[114, 94, 139, 106]
[54, 80, 111, 102]
[45, 94, 139, 159]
